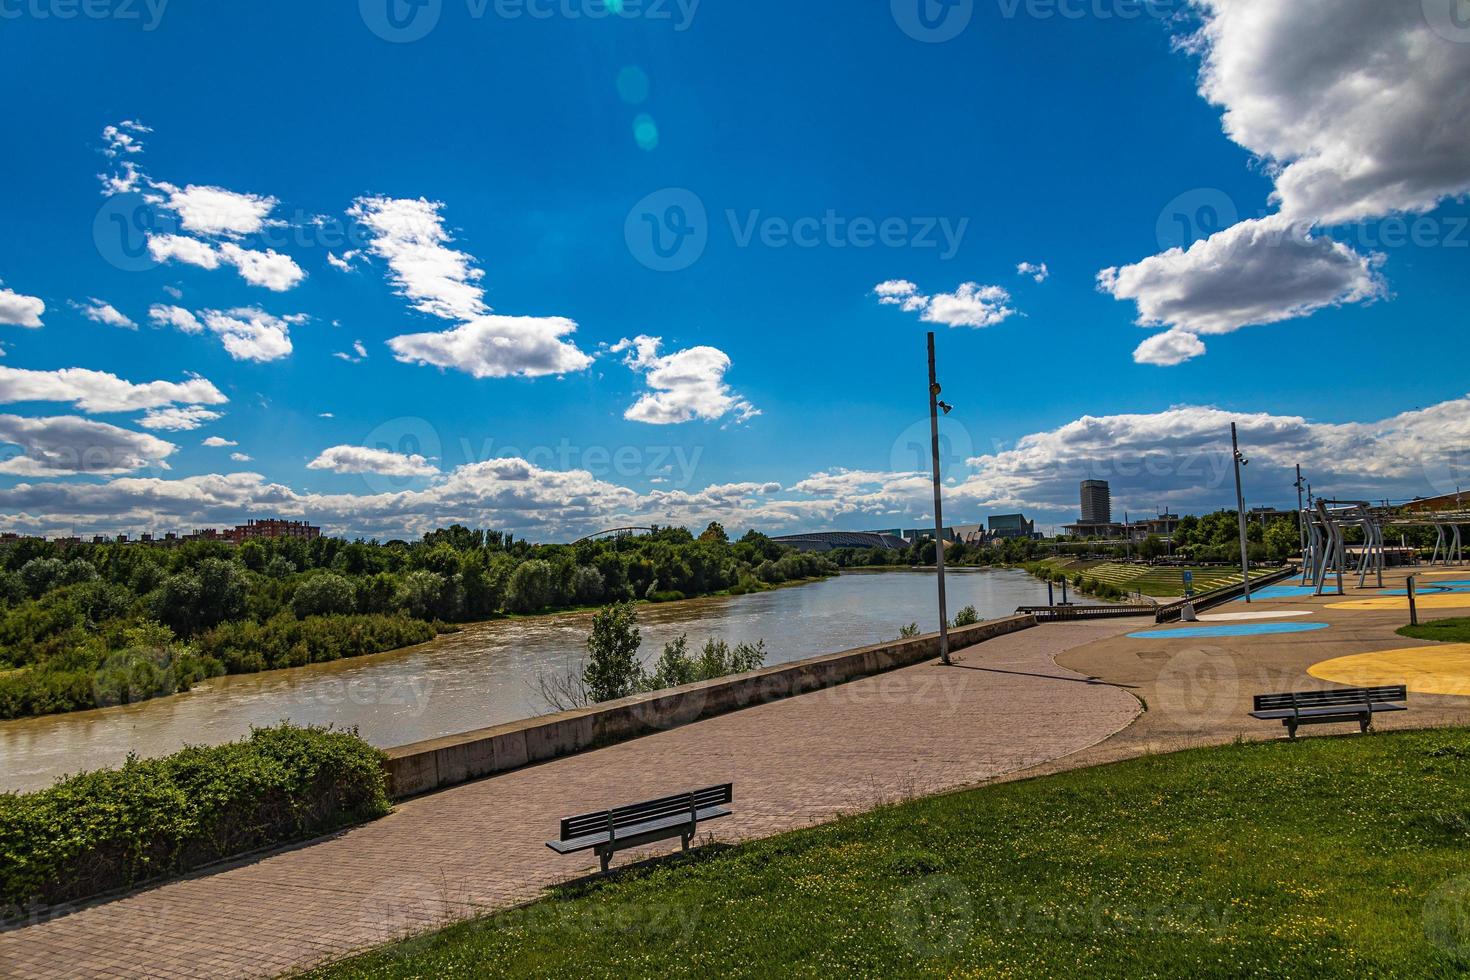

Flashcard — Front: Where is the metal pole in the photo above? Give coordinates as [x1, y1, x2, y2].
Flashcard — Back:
[1232, 423, 1252, 602]
[1408, 574, 1419, 627]
[927, 332, 951, 665]
[1294, 464, 1306, 558]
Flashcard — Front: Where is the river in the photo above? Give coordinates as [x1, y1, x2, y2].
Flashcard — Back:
[0, 568, 1069, 792]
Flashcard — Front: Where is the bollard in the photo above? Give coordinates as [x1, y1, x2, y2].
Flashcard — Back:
[1407, 575, 1418, 627]
[1047, 580, 1055, 607]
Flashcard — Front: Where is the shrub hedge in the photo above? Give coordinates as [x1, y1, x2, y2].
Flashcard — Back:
[195, 613, 440, 674]
[0, 724, 391, 919]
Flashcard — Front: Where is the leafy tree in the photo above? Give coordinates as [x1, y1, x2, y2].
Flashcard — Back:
[582, 602, 643, 703]
[20, 558, 65, 599]
[291, 573, 357, 618]
[506, 559, 556, 613]
[699, 521, 729, 544]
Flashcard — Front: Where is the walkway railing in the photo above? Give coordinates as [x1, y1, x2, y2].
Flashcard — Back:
[1016, 603, 1156, 622]
[1152, 565, 1300, 623]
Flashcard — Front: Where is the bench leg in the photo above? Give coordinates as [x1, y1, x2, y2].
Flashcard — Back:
[681, 832, 691, 852]
[1359, 713, 1372, 734]
[1285, 719, 1298, 741]
[599, 851, 611, 874]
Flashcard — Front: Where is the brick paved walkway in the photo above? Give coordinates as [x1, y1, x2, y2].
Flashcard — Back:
[0, 620, 1142, 979]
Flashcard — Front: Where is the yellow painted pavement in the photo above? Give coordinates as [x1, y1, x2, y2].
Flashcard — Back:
[1309, 645, 1470, 696]
[1326, 593, 1470, 611]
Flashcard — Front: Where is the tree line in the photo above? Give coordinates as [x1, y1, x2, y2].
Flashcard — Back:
[0, 523, 836, 720]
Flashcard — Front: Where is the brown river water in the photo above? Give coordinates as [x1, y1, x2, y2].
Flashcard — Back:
[0, 568, 1071, 792]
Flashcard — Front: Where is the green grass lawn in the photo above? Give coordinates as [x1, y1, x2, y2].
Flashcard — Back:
[308, 730, 1470, 979]
[1400, 618, 1470, 644]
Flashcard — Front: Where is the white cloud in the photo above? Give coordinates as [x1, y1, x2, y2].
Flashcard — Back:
[1191, 0, 1470, 227]
[0, 365, 227, 413]
[73, 299, 137, 330]
[327, 250, 360, 272]
[1016, 261, 1049, 283]
[1101, 0, 1470, 360]
[0, 287, 45, 328]
[1132, 328, 1209, 366]
[217, 244, 306, 292]
[334, 340, 369, 363]
[0, 414, 175, 476]
[348, 196, 488, 321]
[1099, 215, 1387, 340]
[873, 279, 1016, 328]
[612, 335, 758, 425]
[198, 308, 300, 363]
[388, 315, 592, 379]
[98, 120, 149, 194]
[153, 182, 279, 238]
[148, 234, 221, 270]
[138, 406, 224, 432]
[230, 452, 252, 463]
[202, 436, 238, 447]
[307, 445, 438, 478]
[148, 304, 203, 334]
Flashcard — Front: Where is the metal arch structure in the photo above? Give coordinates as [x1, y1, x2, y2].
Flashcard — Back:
[1308, 500, 1385, 595]
[1382, 508, 1470, 567]
[572, 526, 659, 545]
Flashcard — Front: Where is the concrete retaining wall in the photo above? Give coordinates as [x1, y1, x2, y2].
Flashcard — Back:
[383, 614, 1037, 798]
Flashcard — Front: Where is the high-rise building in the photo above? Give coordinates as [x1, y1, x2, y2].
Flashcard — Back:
[1080, 480, 1112, 525]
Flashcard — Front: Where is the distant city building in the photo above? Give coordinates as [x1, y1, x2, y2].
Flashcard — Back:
[1061, 521, 1128, 539]
[987, 514, 1037, 539]
[769, 530, 910, 553]
[1080, 480, 1112, 525]
[227, 519, 321, 543]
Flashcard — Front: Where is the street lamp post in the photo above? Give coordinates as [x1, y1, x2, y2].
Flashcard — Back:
[927, 332, 952, 666]
[1231, 422, 1251, 602]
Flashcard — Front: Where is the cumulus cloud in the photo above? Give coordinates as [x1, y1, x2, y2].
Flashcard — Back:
[1016, 261, 1049, 283]
[0, 414, 175, 476]
[202, 435, 238, 447]
[137, 406, 224, 432]
[151, 306, 302, 363]
[230, 452, 252, 463]
[0, 366, 227, 413]
[0, 286, 45, 328]
[1099, 215, 1387, 361]
[153, 182, 279, 238]
[388, 315, 592, 379]
[72, 299, 137, 330]
[216, 244, 306, 292]
[1102, 0, 1470, 361]
[347, 196, 488, 321]
[873, 279, 1016, 328]
[1132, 328, 1208, 367]
[148, 304, 203, 334]
[612, 335, 759, 425]
[148, 234, 222, 270]
[197, 308, 302, 363]
[307, 445, 438, 478]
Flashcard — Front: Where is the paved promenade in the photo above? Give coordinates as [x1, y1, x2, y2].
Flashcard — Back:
[0, 620, 1141, 979]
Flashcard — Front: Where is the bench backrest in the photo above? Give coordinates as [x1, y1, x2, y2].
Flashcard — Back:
[1253, 685, 1407, 712]
[559, 783, 733, 842]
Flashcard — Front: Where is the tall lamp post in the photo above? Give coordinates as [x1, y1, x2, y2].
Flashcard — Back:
[1231, 422, 1251, 602]
[927, 332, 952, 666]
[1294, 464, 1307, 558]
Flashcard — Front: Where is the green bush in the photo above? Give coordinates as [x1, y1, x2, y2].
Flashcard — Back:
[196, 614, 438, 673]
[0, 724, 390, 918]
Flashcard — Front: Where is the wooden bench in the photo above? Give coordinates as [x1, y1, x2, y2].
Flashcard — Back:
[546, 784, 733, 873]
[1250, 685, 1408, 739]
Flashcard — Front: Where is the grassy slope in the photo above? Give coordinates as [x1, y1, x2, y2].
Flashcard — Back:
[1400, 618, 1470, 644]
[1037, 559, 1276, 597]
[309, 730, 1470, 979]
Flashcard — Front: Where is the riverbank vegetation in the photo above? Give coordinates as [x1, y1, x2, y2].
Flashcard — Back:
[0, 724, 389, 920]
[308, 729, 1470, 978]
[0, 524, 834, 720]
[539, 601, 768, 710]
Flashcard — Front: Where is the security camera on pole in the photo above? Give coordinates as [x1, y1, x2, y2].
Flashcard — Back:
[1232, 422, 1251, 603]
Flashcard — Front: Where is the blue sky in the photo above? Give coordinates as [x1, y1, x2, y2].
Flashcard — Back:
[0, 0, 1467, 539]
